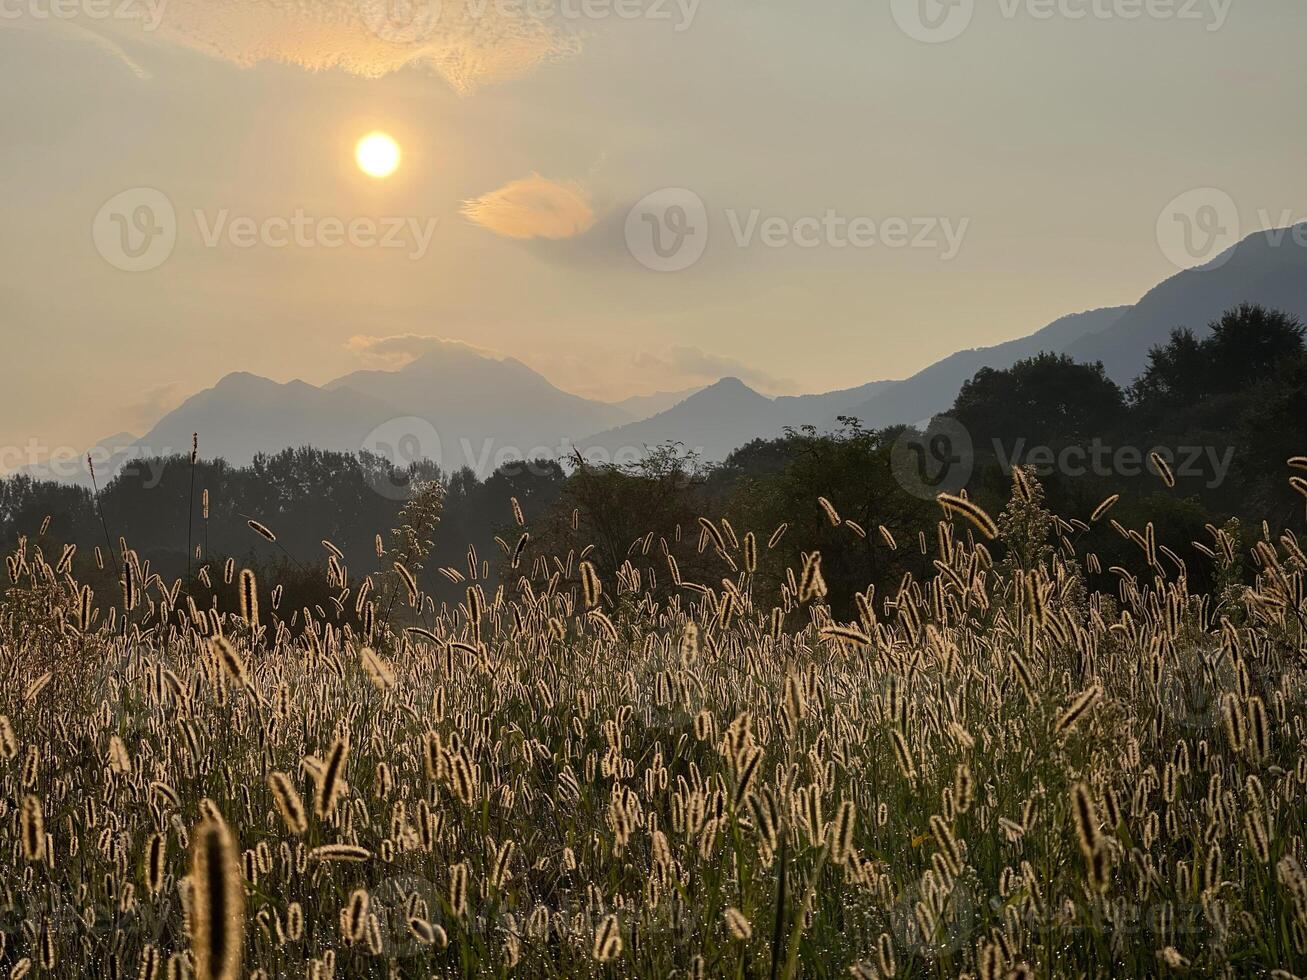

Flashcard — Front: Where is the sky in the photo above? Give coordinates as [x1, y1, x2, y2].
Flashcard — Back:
[0, 0, 1303, 462]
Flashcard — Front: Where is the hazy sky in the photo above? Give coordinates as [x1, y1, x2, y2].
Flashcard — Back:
[1, 0, 1302, 460]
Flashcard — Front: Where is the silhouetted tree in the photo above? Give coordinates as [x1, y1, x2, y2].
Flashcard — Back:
[952, 353, 1126, 450]
[1130, 304, 1305, 416]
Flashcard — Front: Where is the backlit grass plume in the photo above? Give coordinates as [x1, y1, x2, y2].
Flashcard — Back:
[189, 816, 243, 980]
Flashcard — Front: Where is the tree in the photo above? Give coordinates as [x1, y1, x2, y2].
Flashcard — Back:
[1231, 356, 1307, 527]
[1204, 303, 1305, 390]
[951, 353, 1126, 450]
[724, 421, 936, 619]
[1130, 304, 1305, 415]
[1127, 327, 1206, 419]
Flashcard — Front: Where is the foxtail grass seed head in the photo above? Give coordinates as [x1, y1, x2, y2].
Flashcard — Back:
[723, 906, 752, 941]
[394, 562, 418, 605]
[1070, 783, 1100, 859]
[449, 862, 469, 919]
[1091, 494, 1120, 523]
[145, 831, 167, 895]
[830, 799, 856, 865]
[800, 551, 827, 602]
[579, 560, 602, 608]
[189, 817, 243, 980]
[593, 913, 622, 962]
[359, 646, 396, 692]
[238, 568, 258, 625]
[408, 916, 447, 947]
[267, 772, 307, 835]
[818, 496, 841, 526]
[936, 493, 999, 539]
[20, 795, 45, 862]
[1149, 452, 1176, 488]
[343, 889, 368, 942]
[246, 520, 276, 543]
[315, 734, 350, 820]
[0, 715, 16, 760]
[1055, 685, 1102, 736]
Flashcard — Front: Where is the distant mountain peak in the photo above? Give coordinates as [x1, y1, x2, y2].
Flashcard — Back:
[692, 377, 770, 401]
[708, 376, 752, 391]
[404, 341, 508, 369]
[580, 376, 888, 463]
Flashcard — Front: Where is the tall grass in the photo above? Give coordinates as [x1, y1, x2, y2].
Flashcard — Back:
[2, 469, 1306, 977]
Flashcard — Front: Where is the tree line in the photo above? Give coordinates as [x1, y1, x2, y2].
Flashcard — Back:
[2, 304, 1302, 625]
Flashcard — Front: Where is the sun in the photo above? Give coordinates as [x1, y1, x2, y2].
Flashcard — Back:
[355, 131, 401, 179]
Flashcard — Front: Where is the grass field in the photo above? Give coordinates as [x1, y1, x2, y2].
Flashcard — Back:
[3, 472, 1307, 978]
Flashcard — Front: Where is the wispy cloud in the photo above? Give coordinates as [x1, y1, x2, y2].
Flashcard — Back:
[343, 335, 793, 403]
[123, 381, 186, 431]
[633, 346, 797, 394]
[462, 175, 597, 240]
[345, 334, 505, 368]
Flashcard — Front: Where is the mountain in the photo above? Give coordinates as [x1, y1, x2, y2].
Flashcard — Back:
[68, 343, 640, 481]
[842, 307, 1128, 430]
[325, 342, 633, 471]
[580, 377, 898, 463]
[844, 225, 1307, 429]
[580, 378, 777, 462]
[775, 379, 899, 421]
[135, 372, 399, 464]
[43, 228, 1307, 483]
[24, 431, 143, 486]
[25, 377, 399, 485]
[1064, 225, 1307, 383]
[612, 386, 704, 419]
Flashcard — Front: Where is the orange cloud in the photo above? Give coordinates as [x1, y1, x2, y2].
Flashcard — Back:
[87, 0, 580, 93]
[462, 175, 597, 240]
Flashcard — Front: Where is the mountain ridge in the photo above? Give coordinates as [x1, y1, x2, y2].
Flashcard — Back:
[34, 225, 1307, 482]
